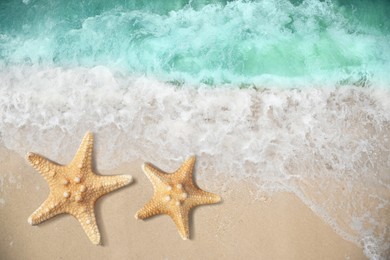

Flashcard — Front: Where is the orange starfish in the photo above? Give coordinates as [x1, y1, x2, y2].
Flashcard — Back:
[135, 155, 221, 240]
[27, 131, 133, 245]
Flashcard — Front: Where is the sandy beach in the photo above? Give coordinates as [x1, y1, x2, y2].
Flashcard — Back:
[0, 146, 367, 259]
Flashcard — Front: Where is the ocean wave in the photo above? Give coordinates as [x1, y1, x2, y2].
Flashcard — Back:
[1, 0, 389, 86]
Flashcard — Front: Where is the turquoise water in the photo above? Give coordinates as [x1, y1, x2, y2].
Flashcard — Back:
[1, 0, 389, 86]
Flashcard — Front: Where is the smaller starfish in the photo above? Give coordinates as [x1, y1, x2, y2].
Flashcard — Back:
[27, 131, 133, 245]
[135, 155, 221, 240]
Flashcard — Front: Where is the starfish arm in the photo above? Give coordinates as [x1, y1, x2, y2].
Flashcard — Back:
[191, 190, 222, 206]
[73, 205, 101, 245]
[142, 163, 170, 186]
[70, 131, 94, 172]
[135, 199, 165, 219]
[26, 152, 60, 182]
[92, 175, 133, 199]
[175, 155, 196, 180]
[28, 196, 64, 225]
[169, 207, 190, 240]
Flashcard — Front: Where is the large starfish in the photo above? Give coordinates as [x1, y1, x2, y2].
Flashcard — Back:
[135, 155, 221, 240]
[26, 131, 133, 245]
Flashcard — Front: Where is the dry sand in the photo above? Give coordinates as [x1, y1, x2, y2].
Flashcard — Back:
[0, 146, 366, 259]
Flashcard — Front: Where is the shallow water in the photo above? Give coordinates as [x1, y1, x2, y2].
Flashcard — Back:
[1, 0, 390, 259]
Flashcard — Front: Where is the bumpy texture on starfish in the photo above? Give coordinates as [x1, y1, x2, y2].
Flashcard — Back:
[135, 155, 221, 240]
[26, 131, 133, 245]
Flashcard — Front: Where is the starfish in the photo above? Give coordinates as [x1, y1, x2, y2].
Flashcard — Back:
[135, 155, 221, 240]
[26, 131, 133, 245]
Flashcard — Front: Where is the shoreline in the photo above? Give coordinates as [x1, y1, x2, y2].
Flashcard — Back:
[0, 83, 389, 259]
[0, 146, 367, 259]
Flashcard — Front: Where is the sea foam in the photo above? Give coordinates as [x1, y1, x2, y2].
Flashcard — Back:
[1, 0, 390, 86]
[0, 65, 389, 259]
